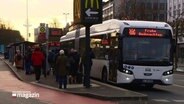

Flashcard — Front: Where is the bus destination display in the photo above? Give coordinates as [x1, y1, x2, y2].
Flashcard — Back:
[127, 28, 167, 37]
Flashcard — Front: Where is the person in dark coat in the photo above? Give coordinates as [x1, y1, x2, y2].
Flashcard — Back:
[81, 48, 95, 88]
[48, 50, 55, 73]
[53, 49, 60, 82]
[24, 46, 32, 75]
[56, 50, 69, 89]
[70, 49, 80, 84]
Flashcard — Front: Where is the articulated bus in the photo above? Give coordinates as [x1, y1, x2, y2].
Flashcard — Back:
[60, 19, 175, 88]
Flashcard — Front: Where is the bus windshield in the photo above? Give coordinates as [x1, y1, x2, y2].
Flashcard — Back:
[123, 37, 172, 65]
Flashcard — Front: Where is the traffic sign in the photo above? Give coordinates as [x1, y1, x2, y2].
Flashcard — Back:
[40, 23, 46, 33]
[74, 0, 102, 25]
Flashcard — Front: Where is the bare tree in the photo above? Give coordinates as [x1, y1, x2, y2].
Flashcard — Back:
[49, 18, 60, 28]
[0, 18, 13, 30]
[114, 0, 126, 19]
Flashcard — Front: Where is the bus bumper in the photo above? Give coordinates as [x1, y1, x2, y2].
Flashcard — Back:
[161, 75, 173, 85]
[117, 70, 134, 83]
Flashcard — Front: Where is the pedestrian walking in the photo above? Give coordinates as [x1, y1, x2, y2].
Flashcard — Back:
[56, 50, 69, 89]
[31, 46, 45, 82]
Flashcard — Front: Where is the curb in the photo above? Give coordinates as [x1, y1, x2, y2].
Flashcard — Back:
[2, 58, 148, 102]
[3, 60, 24, 81]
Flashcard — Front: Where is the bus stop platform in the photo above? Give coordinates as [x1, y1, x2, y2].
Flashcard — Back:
[2, 58, 147, 104]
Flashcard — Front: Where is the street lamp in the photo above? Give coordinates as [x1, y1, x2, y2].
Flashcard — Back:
[24, 0, 31, 41]
[63, 13, 69, 26]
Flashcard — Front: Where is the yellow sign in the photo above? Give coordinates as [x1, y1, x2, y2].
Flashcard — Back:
[85, 0, 99, 9]
[40, 26, 45, 33]
[74, 0, 81, 23]
[39, 23, 46, 33]
[73, 0, 102, 24]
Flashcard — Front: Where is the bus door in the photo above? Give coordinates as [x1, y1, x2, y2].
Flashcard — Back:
[109, 49, 118, 82]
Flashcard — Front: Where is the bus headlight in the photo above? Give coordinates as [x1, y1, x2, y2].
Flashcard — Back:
[163, 70, 173, 76]
[120, 68, 133, 75]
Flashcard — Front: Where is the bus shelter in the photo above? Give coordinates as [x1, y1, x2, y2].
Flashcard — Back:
[7, 41, 38, 69]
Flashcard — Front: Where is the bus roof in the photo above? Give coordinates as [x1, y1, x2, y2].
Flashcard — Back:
[60, 19, 173, 42]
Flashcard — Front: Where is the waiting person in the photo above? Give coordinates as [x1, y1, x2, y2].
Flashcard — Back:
[24, 46, 32, 75]
[31, 46, 45, 82]
[14, 50, 23, 70]
[48, 50, 55, 75]
[70, 49, 80, 84]
[53, 49, 60, 82]
[41, 50, 47, 78]
[68, 48, 75, 84]
[81, 48, 95, 88]
[56, 50, 69, 89]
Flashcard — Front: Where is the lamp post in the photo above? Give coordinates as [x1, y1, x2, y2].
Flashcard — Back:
[63, 13, 69, 26]
[24, 0, 31, 41]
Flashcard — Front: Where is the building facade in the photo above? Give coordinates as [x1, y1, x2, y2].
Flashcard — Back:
[103, 0, 114, 21]
[103, 0, 167, 21]
[167, 0, 184, 22]
[167, 0, 184, 68]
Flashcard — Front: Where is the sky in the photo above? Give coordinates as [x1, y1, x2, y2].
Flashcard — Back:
[0, 0, 108, 42]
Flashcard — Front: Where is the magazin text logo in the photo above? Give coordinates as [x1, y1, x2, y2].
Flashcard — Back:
[12, 91, 39, 99]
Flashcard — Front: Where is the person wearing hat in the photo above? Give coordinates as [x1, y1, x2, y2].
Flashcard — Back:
[56, 49, 69, 89]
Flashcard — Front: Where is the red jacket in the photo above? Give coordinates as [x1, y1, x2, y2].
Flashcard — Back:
[31, 51, 44, 66]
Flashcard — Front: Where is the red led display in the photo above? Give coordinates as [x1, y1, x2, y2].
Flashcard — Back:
[128, 28, 165, 37]
[49, 28, 63, 36]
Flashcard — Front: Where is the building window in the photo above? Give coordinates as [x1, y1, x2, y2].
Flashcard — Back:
[159, 3, 165, 10]
[153, 13, 158, 20]
[146, 3, 152, 10]
[153, 3, 158, 10]
[159, 14, 165, 21]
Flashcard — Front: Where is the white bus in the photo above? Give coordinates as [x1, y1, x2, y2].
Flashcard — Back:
[60, 19, 175, 88]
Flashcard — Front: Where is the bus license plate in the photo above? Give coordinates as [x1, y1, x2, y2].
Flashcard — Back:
[142, 79, 153, 83]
